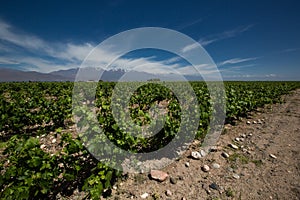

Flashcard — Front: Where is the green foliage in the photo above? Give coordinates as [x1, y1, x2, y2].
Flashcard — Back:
[0, 81, 300, 199]
[0, 136, 60, 199]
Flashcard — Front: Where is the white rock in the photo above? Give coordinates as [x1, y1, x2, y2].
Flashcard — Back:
[200, 149, 207, 157]
[51, 138, 57, 143]
[113, 185, 117, 190]
[212, 163, 220, 169]
[239, 138, 245, 142]
[150, 170, 169, 182]
[229, 144, 239, 150]
[40, 144, 46, 149]
[209, 146, 218, 152]
[191, 151, 202, 159]
[185, 162, 190, 167]
[253, 121, 257, 124]
[227, 167, 234, 172]
[235, 137, 240, 142]
[202, 165, 210, 172]
[221, 152, 229, 158]
[241, 134, 246, 138]
[246, 121, 251, 125]
[269, 154, 277, 159]
[233, 174, 240, 179]
[165, 190, 172, 196]
[140, 193, 149, 199]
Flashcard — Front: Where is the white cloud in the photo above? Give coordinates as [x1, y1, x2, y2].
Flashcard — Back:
[181, 43, 199, 53]
[0, 19, 48, 51]
[0, 19, 222, 78]
[180, 25, 254, 53]
[228, 64, 256, 70]
[0, 57, 20, 65]
[265, 74, 277, 77]
[163, 56, 182, 64]
[219, 57, 259, 66]
[281, 48, 300, 53]
[201, 24, 255, 47]
[176, 17, 203, 30]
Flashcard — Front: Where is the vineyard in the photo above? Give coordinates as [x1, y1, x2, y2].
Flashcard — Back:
[0, 81, 300, 199]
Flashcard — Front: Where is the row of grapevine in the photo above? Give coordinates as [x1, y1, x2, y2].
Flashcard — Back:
[1, 81, 300, 199]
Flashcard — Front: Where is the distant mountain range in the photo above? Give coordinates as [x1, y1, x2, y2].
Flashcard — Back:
[0, 67, 203, 82]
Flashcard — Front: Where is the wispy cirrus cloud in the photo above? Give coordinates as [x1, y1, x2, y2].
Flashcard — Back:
[181, 43, 199, 53]
[200, 24, 254, 46]
[0, 19, 219, 77]
[0, 57, 20, 65]
[219, 57, 259, 66]
[281, 48, 300, 53]
[181, 24, 255, 53]
[0, 19, 49, 52]
[176, 17, 203, 31]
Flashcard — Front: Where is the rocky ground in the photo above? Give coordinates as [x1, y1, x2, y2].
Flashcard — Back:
[102, 89, 300, 200]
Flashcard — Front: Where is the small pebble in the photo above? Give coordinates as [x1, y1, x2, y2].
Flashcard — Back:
[140, 193, 149, 199]
[112, 185, 117, 190]
[209, 146, 218, 152]
[199, 149, 207, 157]
[241, 134, 246, 138]
[235, 137, 240, 142]
[246, 121, 251, 125]
[202, 165, 210, 172]
[150, 170, 169, 182]
[233, 173, 240, 179]
[52, 138, 57, 143]
[227, 167, 234, 172]
[209, 182, 220, 190]
[269, 154, 277, 159]
[185, 162, 190, 167]
[40, 144, 46, 149]
[212, 163, 220, 169]
[191, 151, 202, 159]
[221, 152, 229, 158]
[253, 121, 257, 124]
[165, 190, 172, 196]
[170, 177, 177, 184]
[229, 143, 239, 150]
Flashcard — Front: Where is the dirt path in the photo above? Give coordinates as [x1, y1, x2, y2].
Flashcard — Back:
[105, 89, 300, 200]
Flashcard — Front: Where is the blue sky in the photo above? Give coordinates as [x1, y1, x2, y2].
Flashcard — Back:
[0, 0, 299, 80]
